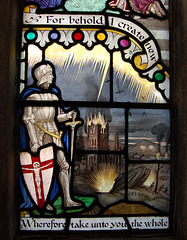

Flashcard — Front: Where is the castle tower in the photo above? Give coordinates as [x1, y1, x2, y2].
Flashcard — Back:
[87, 120, 110, 150]
[86, 113, 110, 167]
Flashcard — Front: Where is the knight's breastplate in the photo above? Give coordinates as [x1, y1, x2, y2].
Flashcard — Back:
[31, 93, 58, 122]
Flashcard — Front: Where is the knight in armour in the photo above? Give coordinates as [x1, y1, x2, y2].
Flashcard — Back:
[21, 61, 81, 208]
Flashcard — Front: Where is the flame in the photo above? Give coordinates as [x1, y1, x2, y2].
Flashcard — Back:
[89, 163, 120, 193]
[87, 112, 107, 129]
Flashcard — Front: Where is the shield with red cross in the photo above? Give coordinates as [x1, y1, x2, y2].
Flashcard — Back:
[20, 146, 54, 209]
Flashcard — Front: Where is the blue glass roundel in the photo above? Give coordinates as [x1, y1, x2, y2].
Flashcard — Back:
[50, 32, 59, 40]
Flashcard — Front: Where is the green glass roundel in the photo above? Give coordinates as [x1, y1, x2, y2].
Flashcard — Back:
[155, 72, 164, 81]
[26, 32, 36, 40]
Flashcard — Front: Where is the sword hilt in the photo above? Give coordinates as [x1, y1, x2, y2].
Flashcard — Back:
[65, 120, 82, 127]
[65, 110, 82, 127]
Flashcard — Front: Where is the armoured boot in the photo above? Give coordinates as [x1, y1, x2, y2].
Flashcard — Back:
[59, 171, 81, 207]
[57, 150, 81, 207]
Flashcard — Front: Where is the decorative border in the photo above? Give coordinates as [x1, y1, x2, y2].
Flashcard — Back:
[22, 12, 170, 101]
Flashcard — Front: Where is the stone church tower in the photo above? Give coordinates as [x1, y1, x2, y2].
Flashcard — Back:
[87, 121, 110, 151]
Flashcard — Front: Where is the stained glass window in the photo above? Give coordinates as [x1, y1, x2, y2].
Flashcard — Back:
[19, 0, 172, 232]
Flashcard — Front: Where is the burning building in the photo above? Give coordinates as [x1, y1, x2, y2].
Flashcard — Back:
[87, 112, 110, 151]
[73, 110, 125, 193]
[74, 111, 124, 179]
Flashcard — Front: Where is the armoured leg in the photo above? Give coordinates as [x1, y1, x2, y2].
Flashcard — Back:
[57, 150, 81, 207]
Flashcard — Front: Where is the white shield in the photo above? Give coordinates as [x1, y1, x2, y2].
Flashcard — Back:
[20, 146, 54, 209]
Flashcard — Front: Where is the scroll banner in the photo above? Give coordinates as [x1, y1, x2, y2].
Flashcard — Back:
[20, 216, 169, 231]
[23, 13, 160, 70]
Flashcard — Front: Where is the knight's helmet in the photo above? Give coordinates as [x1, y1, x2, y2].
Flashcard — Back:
[34, 64, 53, 86]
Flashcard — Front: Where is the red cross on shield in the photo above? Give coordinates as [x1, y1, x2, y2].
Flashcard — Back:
[20, 146, 54, 209]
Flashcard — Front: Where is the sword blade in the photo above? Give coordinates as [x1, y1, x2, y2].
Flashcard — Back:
[70, 127, 75, 162]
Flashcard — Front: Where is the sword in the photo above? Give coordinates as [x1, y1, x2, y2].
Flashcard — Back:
[65, 111, 82, 178]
